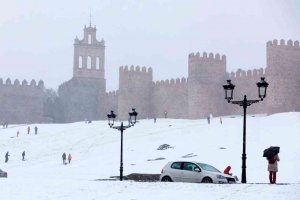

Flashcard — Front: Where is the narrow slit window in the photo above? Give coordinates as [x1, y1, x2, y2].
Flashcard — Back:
[96, 57, 100, 69]
[78, 56, 83, 68]
[87, 56, 92, 69]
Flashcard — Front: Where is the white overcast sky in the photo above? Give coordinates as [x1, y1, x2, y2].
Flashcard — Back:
[0, 0, 299, 91]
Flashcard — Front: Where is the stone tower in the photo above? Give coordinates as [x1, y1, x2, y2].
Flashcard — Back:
[58, 24, 106, 122]
[188, 52, 227, 119]
[73, 25, 105, 79]
[118, 66, 153, 120]
[266, 39, 300, 114]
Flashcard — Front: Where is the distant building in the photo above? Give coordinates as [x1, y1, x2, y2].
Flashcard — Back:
[0, 25, 299, 123]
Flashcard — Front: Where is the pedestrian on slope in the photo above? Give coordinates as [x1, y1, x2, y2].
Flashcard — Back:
[27, 126, 30, 134]
[22, 151, 25, 161]
[267, 154, 280, 184]
[34, 126, 38, 135]
[17, 131, 20, 137]
[5, 152, 10, 163]
[68, 153, 72, 164]
[62, 152, 66, 164]
[220, 117, 223, 124]
[207, 115, 210, 124]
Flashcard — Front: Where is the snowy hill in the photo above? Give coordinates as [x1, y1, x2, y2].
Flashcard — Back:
[0, 112, 300, 200]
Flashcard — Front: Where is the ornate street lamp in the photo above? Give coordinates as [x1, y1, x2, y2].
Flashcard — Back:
[223, 80, 235, 102]
[107, 110, 116, 128]
[256, 77, 269, 101]
[129, 108, 138, 126]
[223, 77, 269, 183]
[107, 108, 138, 181]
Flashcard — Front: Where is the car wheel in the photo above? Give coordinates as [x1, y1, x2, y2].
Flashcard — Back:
[161, 176, 173, 182]
[202, 177, 213, 183]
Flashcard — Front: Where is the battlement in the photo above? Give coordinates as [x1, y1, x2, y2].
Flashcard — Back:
[227, 68, 265, 79]
[154, 77, 187, 87]
[266, 39, 300, 49]
[0, 78, 44, 89]
[119, 65, 153, 74]
[106, 90, 118, 98]
[188, 52, 226, 63]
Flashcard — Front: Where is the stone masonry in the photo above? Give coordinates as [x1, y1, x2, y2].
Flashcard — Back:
[0, 25, 299, 123]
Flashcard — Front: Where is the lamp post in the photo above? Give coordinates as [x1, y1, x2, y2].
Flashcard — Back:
[107, 108, 138, 181]
[223, 77, 269, 183]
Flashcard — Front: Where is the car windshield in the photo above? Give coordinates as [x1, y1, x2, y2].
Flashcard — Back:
[197, 163, 221, 173]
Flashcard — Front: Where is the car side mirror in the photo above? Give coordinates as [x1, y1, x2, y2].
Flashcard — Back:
[194, 168, 201, 172]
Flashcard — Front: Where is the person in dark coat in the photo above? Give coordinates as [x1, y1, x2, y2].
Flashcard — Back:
[267, 154, 280, 184]
[62, 152, 66, 164]
[5, 152, 10, 163]
[34, 126, 38, 135]
[22, 151, 26, 161]
[27, 126, 30, 134]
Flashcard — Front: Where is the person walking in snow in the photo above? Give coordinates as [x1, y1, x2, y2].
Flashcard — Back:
[62, 152, 66, 164]
[27, 126, 30, 134]
[5, 152, 10, 163]
[22, 151, 25, 161]
[34, 126, 38, 135]
[267, 154, 280, 184]
[220, 117, 223, 124]
[68, 153, 72, 164]
[17, 131, 20, 137]
[207, 115, 210, 124]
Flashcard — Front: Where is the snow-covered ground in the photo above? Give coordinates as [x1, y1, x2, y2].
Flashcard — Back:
[0, 112, 300, 200]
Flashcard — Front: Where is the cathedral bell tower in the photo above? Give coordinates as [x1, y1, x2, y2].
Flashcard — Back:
[73, 24, 105, 79]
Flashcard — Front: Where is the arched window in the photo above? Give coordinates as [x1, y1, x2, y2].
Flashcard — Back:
[87, 56, 92, 69]
[88, 34, 92, 44]
[78, 56, 83, 68]
[96, 57, 100, 69]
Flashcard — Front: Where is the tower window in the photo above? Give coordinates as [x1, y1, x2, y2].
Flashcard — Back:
[87, 56, 92, 69]
[96, 57, 100, 69]
[78, 56, 83, 68]
[88, 34, 92, 44]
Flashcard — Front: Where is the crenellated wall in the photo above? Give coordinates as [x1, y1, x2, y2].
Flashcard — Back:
[104, 90, 118, 119]
[3, 32, 299, 124]
[58, 77, 106, 123]
[153, 77, 188, 118]
[0, 78, 45, 124]
[118, 65, 153, 120]
[266, 39, 300, 114]
[224, 68, 268, 115]
[188, 52, 227, 119]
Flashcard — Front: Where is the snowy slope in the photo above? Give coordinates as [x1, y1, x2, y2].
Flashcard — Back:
[0, 112, 300, 200]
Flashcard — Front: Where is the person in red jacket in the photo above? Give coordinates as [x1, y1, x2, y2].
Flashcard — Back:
[224, 166, 232, 176]
[68, 153, 72, 164]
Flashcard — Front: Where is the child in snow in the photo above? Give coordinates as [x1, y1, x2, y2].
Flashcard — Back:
[223, 166, 232, 176]
[68, 153, 72, 164]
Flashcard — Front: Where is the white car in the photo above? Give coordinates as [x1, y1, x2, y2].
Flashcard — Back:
[160, 161, 237, 184]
